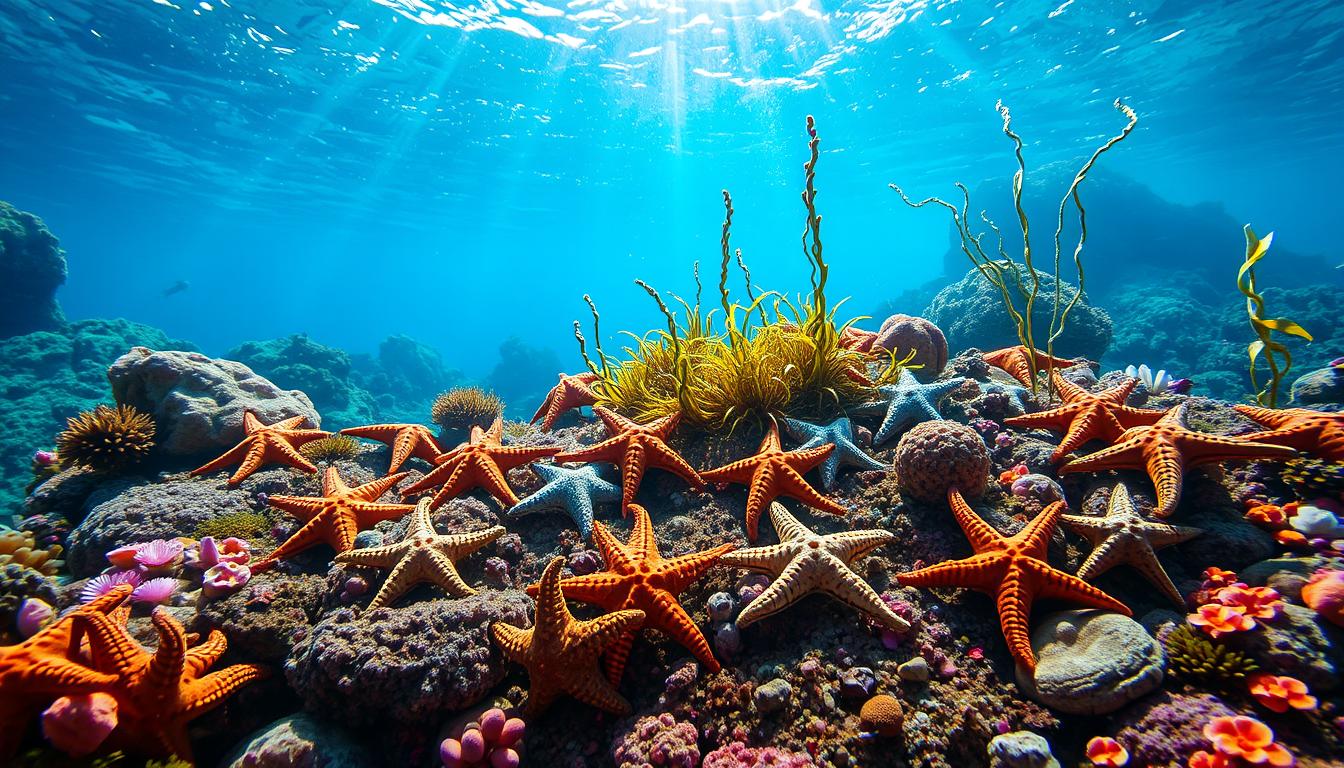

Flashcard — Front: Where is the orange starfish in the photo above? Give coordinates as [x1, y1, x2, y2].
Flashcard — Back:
[528, 504, 733, 685]
[700, 419, 846, 542]
[190, 412, 330, 485]
[339, 422, 443, 474]
[254, 466, 416, 571]
[982, 345, 1077, 387]
[400, 417, 561, 509]
[1060, 402, 1296, 518]
[1004, 370, 1166, 462]
[897, 489, 1131, 670]
[78, 605, 267, 760]
[0, 585, 130, 760]
[1234, 405, 1344, 463]
[553, 406, 704, 514]
[531, 372, 601, 431]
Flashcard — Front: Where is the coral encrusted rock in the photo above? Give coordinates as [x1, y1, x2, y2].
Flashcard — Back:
[1017, 609, 1165, 715]
[894, 420, 992, 503]
[0, 200, 66, 337]
[221, 713, 373, 768]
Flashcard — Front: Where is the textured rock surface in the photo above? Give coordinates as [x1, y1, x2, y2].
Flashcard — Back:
[1016, 609, 1164, 715]
[1290, 363, 1344, 406]
[986, 731, 1060, 768]
[894, 420, 991, 503]
[221, 713, 373, 768]
[1113, 691, 1237, 768]
[193, 571, 328, 664]
[0, 199, 66, 337]
[227, 334, 377, 431]
[1223, 603, 1343, 691]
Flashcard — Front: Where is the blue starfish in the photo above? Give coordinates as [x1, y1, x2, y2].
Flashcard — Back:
[851, 369, 968, 445]
[782, 416, 886, 491]
[507, 463, 620, 538]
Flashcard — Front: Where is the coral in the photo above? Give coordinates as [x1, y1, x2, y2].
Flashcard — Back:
[0, 199, 66, 336]
[54, 404, 155, 472]
[1, 563, 57, 640]
[431, 387, 505, 432]
[202, 562, 251, 598]
[297, 434, 360, 463]
[42, 692, 119, 758]
[1163, 624, 1258, 687]
[440, 707, 525, 768]
[1237, 226, 1313, 407]
[1084, 737, 1127, 767]
[1188, 603, 1256, 638]
[193, 511, 271, 541]
[484, 336, 564, 417]
[701, 742, 816, 768]
[1301, 568, 1344, 627]
[1202, 716, 1294, 767]
[1114, 692, 1237, 768]
[893, 420, 991, 503]
[192, 571, 326, 663]
[0, 529, 63, 575]
[1247, 673, 1316, 713]
[859, 694, 904, 737]
[872, 314, 949, 379]
[612, 713, 700, 768]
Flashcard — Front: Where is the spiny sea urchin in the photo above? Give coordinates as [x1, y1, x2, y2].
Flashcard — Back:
[298, 434, 360, 463]
[431, 387, 504, 431]
[55, 403, 155, 472]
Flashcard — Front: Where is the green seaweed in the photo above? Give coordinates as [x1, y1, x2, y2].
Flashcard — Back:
[193, 510, 271, 541]
[1164, 624, 1259, 688]
[1237, 225, 1313, 407]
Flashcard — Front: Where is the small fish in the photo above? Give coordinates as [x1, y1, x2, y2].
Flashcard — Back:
[162, 280, 189, 297]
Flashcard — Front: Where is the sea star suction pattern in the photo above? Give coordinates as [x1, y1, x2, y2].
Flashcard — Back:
[700, 419, 847, 542]
[529, 503, 734, 685]
[254, 466, 416, 571]
[531, 372, 601, 431]
[982, 345, 1078, 388]
[553, 406, 704, 514]
[339, 423, 442, 475]
[897, 488, 1132, 671]
[334, 498, 505, 609]
[1234, 405, 1344, 463]
[1061, 483, 1202, 608]
[782, 416, 886, 491]
[190, 411, 331, 485]
[491, 557, 646, 717]
[720, 502, 912, 631]
[400, 417, 561, 510]
[850, 368, 968, 445]
[1004, 370, 1167, 462]
[1059, 402, 1296, 518]
[507, 462, 621, 538]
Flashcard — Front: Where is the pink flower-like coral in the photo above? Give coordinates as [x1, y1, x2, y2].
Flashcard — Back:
[1187, 603, 1255, 638]
[133, 539, 185, 573]
[188, 536, 251, 570]
[131, 576, 179, 605]
[1214, 583, 1283, 621]
[440, 708, 524, 768]
[1202, 715, 1294, 766]
[1301, 569, 1344, 628]
[202, 561, 251, 598]
[80, 570, 141, 604]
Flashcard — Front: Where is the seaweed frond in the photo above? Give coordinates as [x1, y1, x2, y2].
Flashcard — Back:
[1237, 225, 1312, 407]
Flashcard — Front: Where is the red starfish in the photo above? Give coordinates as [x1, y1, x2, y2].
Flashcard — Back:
[401, 417, 561, 509]
[1004, 370, 1166, 462]
[700, 419, 846, 542]
[528, 504, 733, 685]
[1060, 402, 1296, 518]
[531, 372, 602, 431]
[191, 412, 330, 485]
[339, 423, 443, 474]
[554, 406, 703, 514]
[897, 489, 1131, 671]
[982, 345, 1077, 387]
[254, 466, 416, 570]
[1234, 405, 1344, 463]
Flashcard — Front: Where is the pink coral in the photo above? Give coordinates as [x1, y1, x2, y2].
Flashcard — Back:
[873, 314, 948, 379]
[17, 597, 54, 638]
[41, 693, 119, 757]
[441, 708, 524, 768]
[612, 713, 700, 768]
[131, 576, 179, 605]
[80, 570, 141, 604]
[1214, 583, 1283, 621]
[1301, 569, 1344, 628]
[893, 420, 991, 503]
[202, 561, 251, 598]
[701, 742, 816, 768]
[189, 536, 251, 570]
[133, 539, 184, 573]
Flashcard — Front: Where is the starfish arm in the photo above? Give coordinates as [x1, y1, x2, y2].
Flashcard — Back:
[618, 441, 649, 510]
[75, 611, 147, 680]
[788, 443, 835, 471]
[545, 572, 628, 608]
[815, 552, 912, 631]
[947, 490, 1007, 553]
[351, 471, 411, 502]
[734, 555, 815, 628]
[566, 665, 634, 715]
[184, 630, 229, 677]
[426, 550, 477, 598]
[177, 663, 269, 720]
[1057, 438, 1146, 475]
[896, 553, 1005, 592]
[997, 566, 1038, 669]
[818, 454, 841, 492]
[1025, 558, 1132, 615]
[1147, 522, 1203, 549]
[601, 629, 637, 687]
[400, 456, 465, 496]
[589, 520, 638, 573]
[366, 550, 431, 610]
[531, 389, 561, 427]
[1072, 536, 1125, 581]
[827, 529, 895, 564]
[492, 445, 564, 470]
[1143, 442, 1186, 518]
[351, 501, 418, 527]
[699, 456, 761, 486]
[645, 596, 720, 673]
[531, 557, 578, 644]
[253, 512, 345, 570]
[1059, 514, 1114, 546]
[767, 503, 813, 542]
[1180, 433, 1297, 466]
[741, 464, 780, 541]
[775, 468, 849, 518]
[659, 543, 736, 595]
[570, 609, 647, 659]
[490, 622, 532, 661]
[1016, 502, 1066, 558]
[553, 435, 625, 465]
[443, 525, 507, 559]
[1056, 407, 1127, 460]
[266, 437, 321, 476]
[334, 540, 410, 569]
[1132, 547, 1188, 608]
[227, 439, 271, 484]
[281, 429, 334, 446]
[265, 494, 327, 523]
[1233, 404, 1292, 429]
[628, 505, 660, 562]
[17, 655, 121, 692]
[143, 611, 190, 704]
[646, 441, 706, 489]
[190, 438, 254, 477]
[721, 542, 797, 576]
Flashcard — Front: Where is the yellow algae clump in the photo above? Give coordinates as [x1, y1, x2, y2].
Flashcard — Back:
[431, 387, 505, 431]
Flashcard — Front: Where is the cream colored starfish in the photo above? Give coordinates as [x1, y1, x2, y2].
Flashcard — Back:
[333, 498, 504, 610]
[720, 503, 911, 631]
[1061, 483, 1202, 608]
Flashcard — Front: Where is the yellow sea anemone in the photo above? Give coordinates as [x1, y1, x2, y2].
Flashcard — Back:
[55, 404, 155, 472]
[430, 387, 504, 431]
[298, 434, 360, 463]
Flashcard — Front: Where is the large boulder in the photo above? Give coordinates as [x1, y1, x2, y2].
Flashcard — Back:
[0, 200, 66, 337]
[108, 347, 320, 456]
[1017, 609, 1165, 715]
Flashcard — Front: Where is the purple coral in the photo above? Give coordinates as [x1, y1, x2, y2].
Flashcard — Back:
[133, 539, 184, 573]
[612, 713, 700, 768]
[440, 707, 524, 768]
[130, 577, 178, 605]
[701, 742, 816, 767]
[1115, 691, 1237, 768]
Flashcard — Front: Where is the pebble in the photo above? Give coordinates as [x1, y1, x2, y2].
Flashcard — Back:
[987, 731, 1061, 768]
[898, 657, 931, 682]
[839, 667, 877, 698]
[752, 678, 793, 714]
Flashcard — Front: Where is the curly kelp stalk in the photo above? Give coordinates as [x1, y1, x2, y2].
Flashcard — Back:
[1237, 225, 1312, 407]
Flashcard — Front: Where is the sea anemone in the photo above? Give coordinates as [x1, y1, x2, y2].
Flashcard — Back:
[298, 434, 360, 463]
[80, 570, 141, 604]
[1247, 673, 1317, 713]
[202, 561, 251, 598]
[187, 536, 251, 570]
[1202, 716, 1294, 767]
[1213, 583, 1282, 621]
[132, 539, 185, 574]
[1164, 624, 1258, 687]
[431, 387, 505, 432]
[55, 404, 156, 472]
[130, 577, 178, 605]
[17, 598, 54, 638]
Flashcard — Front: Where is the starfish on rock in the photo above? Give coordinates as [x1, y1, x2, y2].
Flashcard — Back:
[897, 489, 1131, 671]
[1234, 405, 1344, 463]
[492, 557, 646, 717]
[339, 423, 442, 474]
[982, 345, 1077, 388]
[721, 502, 911, 631]
[508, 463, 621, 538]
[782, 416, 885, 491]
[1060, 402, 1296, 518]
[529, 504, 733, 684]
[553, 406, 704, 514]
[531, 372, 601, 431]
[400, 417, 561, 510]
[1061, 484, 1202, 607]
[191, 412, 330, 485]
[850, 368, 968, 445]
[254, 467, 416, 571]
[335, 498, 505, 609]
[701, 419, 847, 542]
[1005, 370, 1166, 462]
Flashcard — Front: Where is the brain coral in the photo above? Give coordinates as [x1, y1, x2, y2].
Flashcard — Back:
[874, 315, 949, 380]
[894, 420, 991, 503]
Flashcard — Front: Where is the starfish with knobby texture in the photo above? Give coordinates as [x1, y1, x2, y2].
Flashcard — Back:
[1234, 405, 1344, 463]
[897, 488, 1132, 671]
[1005, 370, 1167, 462]
[191, 411, 330, 485]
[532, 372, 601, 431]
[1061, 484, 1202, 608]
[492, 557, 646, 717]
[254, 466, 416, 571]
[508, 462, 621, 538]
[335, 498, 505, 609]
[701, 419, 847, 542]
[0, 585, 130, 759]
[982, 345, 1077, 388]
[339, 423, 442, 474]
[553, 406, 704, 514]
[721, 502, 911, 631]
[850, 368, 968, 445]
[77, 604, 267, 760]
[1060, 402, 1296, 518]
[529, 504, 733, 684]
[782, 416, 885, 491]
[401, 417, 561, 510]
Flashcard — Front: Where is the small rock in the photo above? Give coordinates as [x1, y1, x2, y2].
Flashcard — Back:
[839, 667, 876, 698]
[897, 657, 930, 682]
[706, 591, 736, 622]
[752, 678, 792, 714]
[221, 713, 372, 768]
[987, 731, 1061, 768]
[1017, 609, 1164, 715]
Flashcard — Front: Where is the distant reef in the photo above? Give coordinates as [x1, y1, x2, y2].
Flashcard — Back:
[0, 199, 67, 336]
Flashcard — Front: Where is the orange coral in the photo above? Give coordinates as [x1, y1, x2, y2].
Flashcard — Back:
[1245, 504, 1287, 528]
[1215, 584, 1283, 621]
[1203, 716, 1294, 767]
[1188, 751, 1232, 768]
[1085, 736, 1129, 766]
[1188, 604, 1255, 638]
[1248, 673, 1317, 713]
[1202, 567, 1238, 589]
